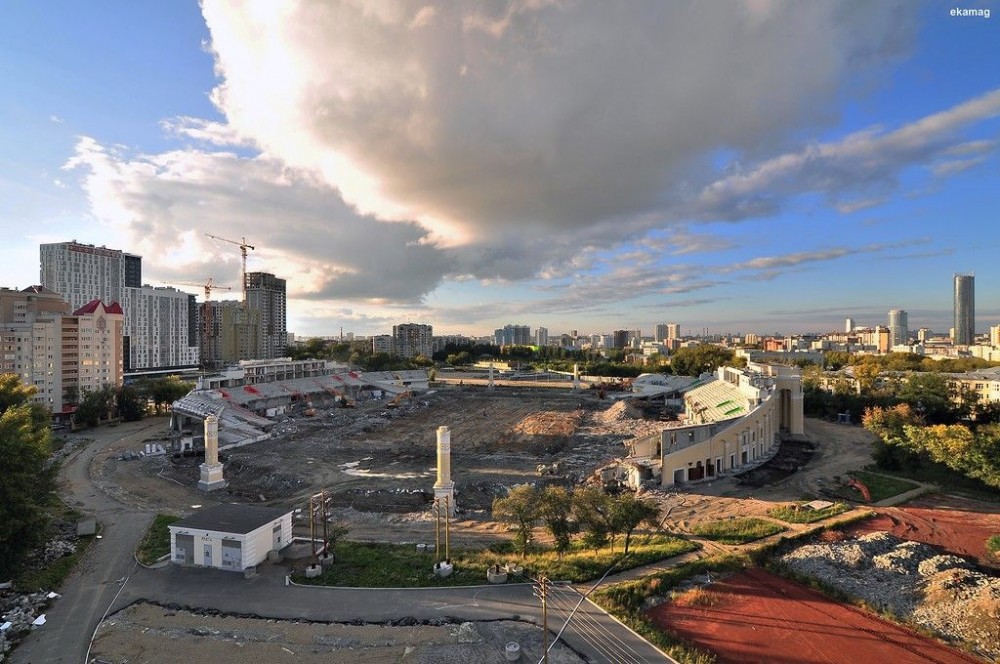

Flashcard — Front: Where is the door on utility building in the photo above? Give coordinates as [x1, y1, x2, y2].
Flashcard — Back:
[203, 543, 212, 567]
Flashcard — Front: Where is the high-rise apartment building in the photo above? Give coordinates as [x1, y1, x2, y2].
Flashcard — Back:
[39, 241, 198, 372]
[953, 273, 975, 346]
[845, 317, 855, 333]
[393, 323, 433, 359]
[535, 326, 548, 347]
[888, 309, 908, 347]
[494, 324, 530, 347]
[612, 330, 630, 349]
[246, 272, 287, 359]
[990, 324, 1000, 348]
[655, 324, 669, 342]
[666, 323, 680, 340]
[202, 300, 261, 367]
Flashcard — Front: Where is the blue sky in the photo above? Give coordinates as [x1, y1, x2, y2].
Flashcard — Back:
[1, 1, 997, 338]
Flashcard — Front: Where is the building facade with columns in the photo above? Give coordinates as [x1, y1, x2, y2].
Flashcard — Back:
[624, 363, 803, 488]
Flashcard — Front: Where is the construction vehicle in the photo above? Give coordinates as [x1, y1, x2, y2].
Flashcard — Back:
[385, 390, 413, 409]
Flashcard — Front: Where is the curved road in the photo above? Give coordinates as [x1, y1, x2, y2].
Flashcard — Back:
[12, 420, 161, 664]
[11, 420, 673, 664]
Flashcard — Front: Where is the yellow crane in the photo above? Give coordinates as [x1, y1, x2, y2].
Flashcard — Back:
[205, 233, 255, 307]
[162, 279, 232, 368]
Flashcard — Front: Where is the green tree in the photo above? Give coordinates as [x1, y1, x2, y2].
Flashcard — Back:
[492, 485, 539, 557]
[537, 486, 573, 557]
[116, 385, 146, 421]
[143, 376, 194, 414]
[609, 493, 661, 555]
[572, 486, 616, 552]
[669, 345, 735, 377]
[75, 385, 116, 427]
[0, 375, 55, 576]
[897, 373, 953, 424]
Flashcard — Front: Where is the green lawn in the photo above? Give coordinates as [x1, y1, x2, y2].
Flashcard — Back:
[691, 518, 786, 545]
[866, 462, 1000, 502]
[849, 470, 920, 503]
[297, 534, 698, 587]
[768, 502, 849, 524]
[136, 514, 180, 565]
[987, 535, 1000, 559]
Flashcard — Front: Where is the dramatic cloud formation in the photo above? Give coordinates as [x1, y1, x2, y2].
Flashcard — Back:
[201, 0, 917, 242]
[56, 1, 1000, 333]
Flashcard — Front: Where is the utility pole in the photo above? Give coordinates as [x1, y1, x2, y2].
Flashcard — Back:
[533, 576, 551, 664]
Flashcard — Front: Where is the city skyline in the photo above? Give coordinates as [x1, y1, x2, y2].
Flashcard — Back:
[2, 3, 998, 337]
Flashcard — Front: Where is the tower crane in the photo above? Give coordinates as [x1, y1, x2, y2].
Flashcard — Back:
[204, 233, 255, 307]
[162, 279, 232, 368]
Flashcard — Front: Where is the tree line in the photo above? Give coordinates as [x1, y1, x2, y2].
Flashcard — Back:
[0, 375, 56, 576]
[492, 484, 661, 558]
[71, 375, 194, 428]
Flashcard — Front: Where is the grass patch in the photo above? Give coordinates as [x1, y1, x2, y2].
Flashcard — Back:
[691, 518, 785, 545]
[866, 462, 1000, 502]
[848, 470, 919, 503]
[136, 514, 180, 565]
[987, 535, 1000, 558]
[768, 502, 849, 524]
[296, 534, 697, 587]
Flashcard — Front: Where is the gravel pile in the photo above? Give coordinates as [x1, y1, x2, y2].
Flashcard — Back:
[781, 532, 1000, 660]
[597, 401, 642, 424]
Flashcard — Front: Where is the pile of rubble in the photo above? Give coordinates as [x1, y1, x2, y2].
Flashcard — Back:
[511, 410, 582, 438]
[781, 532, 1000, 659]
[0, 585, 58, 661]
[597, 401, 642, 424]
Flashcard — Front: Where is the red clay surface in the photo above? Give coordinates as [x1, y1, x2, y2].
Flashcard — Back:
[647, 568, 981, 664]
[845, 494, 1000, 567]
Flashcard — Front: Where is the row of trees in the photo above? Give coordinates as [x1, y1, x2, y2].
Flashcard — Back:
[492, 484, 661, 558]
[864, 403, 1000, 489]
[0, 375, 56, 576]
[802, 365, 999, 425]
[821, 351, 999, 374]
[72, 376, 194, 428]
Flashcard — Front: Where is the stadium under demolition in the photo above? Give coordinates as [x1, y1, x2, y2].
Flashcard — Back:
[122, 365, 806, 515]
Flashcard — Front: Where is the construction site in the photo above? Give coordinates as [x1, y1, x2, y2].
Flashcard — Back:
[120, 384, 644, 515]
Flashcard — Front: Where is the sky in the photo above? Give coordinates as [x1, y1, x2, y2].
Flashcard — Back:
[1, 1, 998, 339]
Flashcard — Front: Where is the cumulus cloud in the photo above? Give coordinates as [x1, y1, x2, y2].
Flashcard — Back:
[63, 137, 452, 302]
[200, 0, 918, 242]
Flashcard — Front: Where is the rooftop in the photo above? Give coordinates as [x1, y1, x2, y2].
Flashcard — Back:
[170, 504, 290, 535]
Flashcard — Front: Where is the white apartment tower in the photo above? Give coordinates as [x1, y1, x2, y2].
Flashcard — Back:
[535, 326, 549, 347]
[39, 242, 198, 373]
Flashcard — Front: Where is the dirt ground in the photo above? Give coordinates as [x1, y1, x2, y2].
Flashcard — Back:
[647, 568, 983, 664]
[90, 601, 585, 664]
[845, 494, 1000, 568]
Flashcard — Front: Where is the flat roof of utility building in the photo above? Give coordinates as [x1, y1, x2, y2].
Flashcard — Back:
[171, 504, 290, 535]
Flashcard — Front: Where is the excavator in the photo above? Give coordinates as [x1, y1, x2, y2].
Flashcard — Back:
[385, 390, 413, 409]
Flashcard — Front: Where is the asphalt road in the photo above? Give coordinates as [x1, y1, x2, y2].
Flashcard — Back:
[11, 421, 159, 664]
[11, 419, 674, 664]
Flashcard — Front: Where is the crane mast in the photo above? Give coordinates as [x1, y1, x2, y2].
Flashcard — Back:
[204, 233, 255, 307]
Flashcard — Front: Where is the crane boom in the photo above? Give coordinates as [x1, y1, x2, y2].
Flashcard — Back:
[204, 233, 255, 307]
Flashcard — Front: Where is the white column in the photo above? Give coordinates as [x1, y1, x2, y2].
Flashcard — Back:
[198, 414, 226, 491]
[433, 425, 455, 516]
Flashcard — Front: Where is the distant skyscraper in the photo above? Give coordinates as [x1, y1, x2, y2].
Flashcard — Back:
[535, 326, 548, 347]
[655, 323, 669, 342]
[953, 273, 975, 345]
[493, 324, 530, 346]
[845, 317, 854, 333]
[666, 323, 680, 339]
[612, 330, 629, 349]
[888, 309, 908, 347]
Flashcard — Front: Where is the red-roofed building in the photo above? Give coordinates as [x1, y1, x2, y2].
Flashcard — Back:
[0, 288, 123, 414]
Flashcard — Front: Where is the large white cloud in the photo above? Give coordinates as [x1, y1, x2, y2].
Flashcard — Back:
[200, 0, 918, 242]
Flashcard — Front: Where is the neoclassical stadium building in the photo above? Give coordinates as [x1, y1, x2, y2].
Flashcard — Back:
[622, 362, 804, 488]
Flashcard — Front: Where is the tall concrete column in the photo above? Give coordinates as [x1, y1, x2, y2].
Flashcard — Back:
[488, 362, 495, 390]
[573, 363, 580, 391]
[198, 414, 226, 491]
[433, 425, 455, 516]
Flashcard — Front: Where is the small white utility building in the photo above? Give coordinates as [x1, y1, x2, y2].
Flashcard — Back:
[169, 504, 293, 571]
